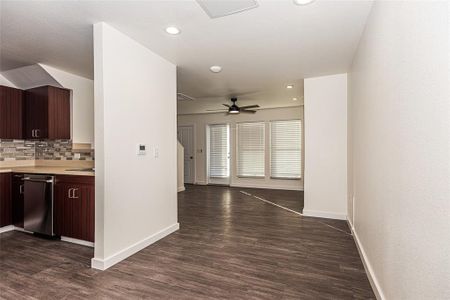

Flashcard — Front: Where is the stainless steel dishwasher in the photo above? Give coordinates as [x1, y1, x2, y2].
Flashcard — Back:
[23, 174, 55, 236]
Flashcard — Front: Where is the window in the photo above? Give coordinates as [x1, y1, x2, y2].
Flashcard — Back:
[237, 122, 265, 177]
[208, 124, 230, 178]
[270, 120, 302, 179]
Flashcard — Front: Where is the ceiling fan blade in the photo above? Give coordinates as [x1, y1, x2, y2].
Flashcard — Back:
[239, 104, 259, 109]
[206, 109, 228, 111]
[222, 104, 231, 108]
[240, 109, 257, 114]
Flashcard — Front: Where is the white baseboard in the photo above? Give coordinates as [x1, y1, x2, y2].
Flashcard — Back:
[195, 181, 207, 185]
[230, 182, 303, 191]
[91, 223, 179, 271]
[177, 186, 185, 192]
[1, 226, 95, 248]
[0, 225, 15, 234]
[350, 222, 385, 300]
[347, 218, 354, 231]
[302, 209, 347, 220]
[61, 236, 94, 248]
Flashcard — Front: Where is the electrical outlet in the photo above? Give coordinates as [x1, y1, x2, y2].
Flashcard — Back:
[74, 153, 81, 159]
[154, 147, 159, 158]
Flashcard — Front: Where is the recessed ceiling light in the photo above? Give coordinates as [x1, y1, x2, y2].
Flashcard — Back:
[165, 26, 180, 35]
[293, 97, 298, 101]
[210, 65, 222, 73]
[286, 84, 293, 89]
[293, 0, 315, 6]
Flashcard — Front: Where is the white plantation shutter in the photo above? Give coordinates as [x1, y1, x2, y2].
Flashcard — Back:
[270, 120, 302, 179]
[237, 122, 265, 177]
[209, 124, 229, 178]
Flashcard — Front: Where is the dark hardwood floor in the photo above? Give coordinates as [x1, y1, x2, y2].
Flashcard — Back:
[238, 186, 304, 213]
[0, 185, 374, 299]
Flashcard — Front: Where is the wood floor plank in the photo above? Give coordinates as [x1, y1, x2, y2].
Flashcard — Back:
[0, 185, 374, 299]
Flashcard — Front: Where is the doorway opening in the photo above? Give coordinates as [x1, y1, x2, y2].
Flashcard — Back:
[177, 125, 195, 184]
[207, 123, 230, 186]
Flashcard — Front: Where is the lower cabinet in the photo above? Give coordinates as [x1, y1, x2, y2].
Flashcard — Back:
[12, 174, 24, 228]
[0, 173, 12, 227]
[54, 175, 95, 242]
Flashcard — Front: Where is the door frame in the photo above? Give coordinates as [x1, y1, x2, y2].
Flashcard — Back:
[177, 124, 196, 184]
[206, 123, 231, 186]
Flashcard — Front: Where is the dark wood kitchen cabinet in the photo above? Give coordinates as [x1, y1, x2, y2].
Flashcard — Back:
[12, 173, 24, 228]
[54, 175, 95, 242]
[0, 173, 12, 227]
[0, 85, 24, 139]
[24, 85, 71, 139]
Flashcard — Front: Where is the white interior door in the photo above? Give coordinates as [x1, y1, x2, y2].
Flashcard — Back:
[177, 126, 195, 184]
[208, 124, 230, 185]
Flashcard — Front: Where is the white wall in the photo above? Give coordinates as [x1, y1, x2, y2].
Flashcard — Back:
[0, 74, 16, 87]
[40, 64, 94, 146]
[349, 2, 450, 299]
[303, 74, 348, 220]
[178, 106, 304, 190]
[92, 23, 178, 270]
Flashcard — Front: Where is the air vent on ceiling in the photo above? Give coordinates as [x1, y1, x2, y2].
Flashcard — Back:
[196, 0, 258, 19]
[177, 92, 195, 102]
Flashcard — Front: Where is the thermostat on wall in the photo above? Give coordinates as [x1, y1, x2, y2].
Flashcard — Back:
[137, 144, 147, 155]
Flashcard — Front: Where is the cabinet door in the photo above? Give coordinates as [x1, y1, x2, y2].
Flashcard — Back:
[54, 182, 71, 237]
[25, 86, 49, 139]
[71, 184, 95, 242]
[0, 173, 12, 227]
[48, 86, 70, 139]
[54, 180, 95, 242]
[0, 86, 24, 139]
[12, 174, 24, 228]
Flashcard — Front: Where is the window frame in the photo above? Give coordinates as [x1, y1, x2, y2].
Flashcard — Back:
[236, 121, 266, 178]
[269, 119, 302, 180]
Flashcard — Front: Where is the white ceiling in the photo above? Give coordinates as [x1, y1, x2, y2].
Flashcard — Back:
[0, 0, 373, 114]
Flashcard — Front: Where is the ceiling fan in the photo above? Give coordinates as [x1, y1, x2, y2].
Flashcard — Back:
[206, 97, 260, 114]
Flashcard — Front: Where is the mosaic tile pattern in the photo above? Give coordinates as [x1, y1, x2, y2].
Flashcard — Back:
[0, 139, 94, 161]
[0, 140, 35, 161]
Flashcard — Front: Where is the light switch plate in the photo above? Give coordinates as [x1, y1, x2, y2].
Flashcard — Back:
[137, 144, 147, 155]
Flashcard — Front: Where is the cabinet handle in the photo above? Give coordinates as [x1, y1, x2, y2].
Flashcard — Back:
[35, 129, 40, 138]
[73, 188, 79, 199]
[31, 129, 35, 137]
[19, 185, 24, 194]
[68, 188, 73, 199]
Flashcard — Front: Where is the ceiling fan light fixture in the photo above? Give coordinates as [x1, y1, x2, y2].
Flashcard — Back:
[293, 0, 315, 6]
[208, 97, 258, 115]
[293, 97, 298, 101]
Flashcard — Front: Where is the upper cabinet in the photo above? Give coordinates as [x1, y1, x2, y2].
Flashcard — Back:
[0, 85, 24, 139]
[24, 86, 71, 139]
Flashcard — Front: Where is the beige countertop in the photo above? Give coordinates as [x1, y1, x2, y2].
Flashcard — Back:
[0, 166, 94, 176]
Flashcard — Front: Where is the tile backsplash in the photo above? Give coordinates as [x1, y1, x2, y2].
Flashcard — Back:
[0, 139, 94, 161]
